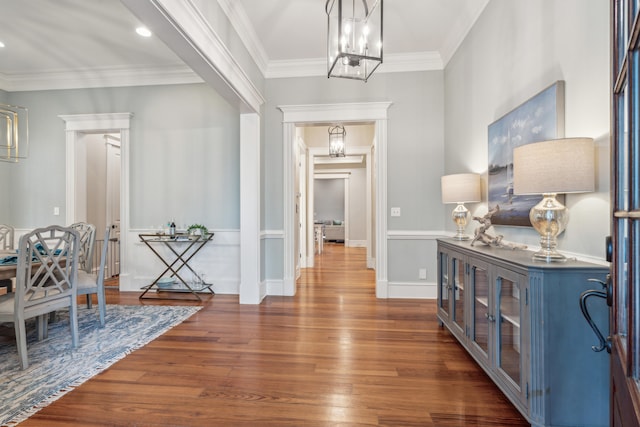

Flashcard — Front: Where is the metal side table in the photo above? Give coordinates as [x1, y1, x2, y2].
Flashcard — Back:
[139, 232, 215, 300]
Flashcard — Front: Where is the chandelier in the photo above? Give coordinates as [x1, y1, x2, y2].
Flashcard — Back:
[0, 103, 29, 163]
[326, 0, 383, 82]
[328, 125, 346, 157]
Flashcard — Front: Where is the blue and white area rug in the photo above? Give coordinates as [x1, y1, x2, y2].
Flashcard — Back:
[0, 304, 201, 426]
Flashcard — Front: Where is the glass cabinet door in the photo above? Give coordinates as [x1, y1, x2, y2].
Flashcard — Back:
[611, 1, 640, 425]
[496, 271, 523, 389]
[438, 252, 450, 317]
[471, 262, 490, 356]
[452, 257, 465, 332]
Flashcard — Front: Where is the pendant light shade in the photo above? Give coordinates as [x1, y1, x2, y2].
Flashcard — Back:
[326, 0, 383, 82]
[328, 125, 346, 157]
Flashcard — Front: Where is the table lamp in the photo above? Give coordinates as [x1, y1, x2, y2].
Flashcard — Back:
[441, 173, 481, 240]
[513, 137, 595, 262]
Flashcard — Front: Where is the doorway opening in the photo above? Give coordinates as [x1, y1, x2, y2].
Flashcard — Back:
[75, 132, 121, 285]
[60, 112, 131, 292]
[295, 123, 374, 283]
[280, 102, 391, 297]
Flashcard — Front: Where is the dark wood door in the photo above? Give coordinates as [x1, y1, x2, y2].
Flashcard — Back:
[611, 1, 640, 425]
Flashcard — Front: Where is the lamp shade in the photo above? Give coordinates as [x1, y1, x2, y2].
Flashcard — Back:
[441, 173, 481, 204]
[513, 138, 595, 195]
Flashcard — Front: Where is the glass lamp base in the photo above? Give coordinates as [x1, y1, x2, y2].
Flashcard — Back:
[529, 193, 569, 263]
[532, 248, 567, 263]
[452, 203, 470, 241]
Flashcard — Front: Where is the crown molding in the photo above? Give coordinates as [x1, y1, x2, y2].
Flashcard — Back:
[379, 52, 444, 73]
[0, 64, 202, 92]
[440, 0, 490, 66]
[216, 0, 269, 76]
[266, 51, 443, 79]
[124, 0, 265, 113]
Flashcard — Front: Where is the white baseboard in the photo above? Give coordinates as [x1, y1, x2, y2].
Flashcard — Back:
[347, 239, 366, 247]
[387, 281, 437, 299]
[266, 279, 285, 295]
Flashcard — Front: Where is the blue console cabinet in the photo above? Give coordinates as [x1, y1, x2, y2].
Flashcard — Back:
[437, 238, 610, 427]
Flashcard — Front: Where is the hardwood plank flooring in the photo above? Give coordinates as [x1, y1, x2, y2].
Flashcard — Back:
[20, 243, 528, 426]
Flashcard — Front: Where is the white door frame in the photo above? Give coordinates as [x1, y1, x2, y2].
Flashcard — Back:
[308, 145, 372, 266]
[279, 102, 392, 298]
[59, 113, 132, 288]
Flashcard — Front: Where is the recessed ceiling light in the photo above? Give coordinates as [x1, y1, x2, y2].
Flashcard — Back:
[136, 27, 152, 37]
[0, 41, 5, 48]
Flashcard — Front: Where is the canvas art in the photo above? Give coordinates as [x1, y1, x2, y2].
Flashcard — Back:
[487, 81, 565, 226]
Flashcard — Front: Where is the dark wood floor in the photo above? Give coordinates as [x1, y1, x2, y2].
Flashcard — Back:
[21, 243, 528, 426]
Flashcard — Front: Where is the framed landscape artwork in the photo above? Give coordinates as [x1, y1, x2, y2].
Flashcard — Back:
[487, 81, 565, 226]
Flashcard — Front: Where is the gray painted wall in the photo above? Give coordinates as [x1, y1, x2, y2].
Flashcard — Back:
[314, 179, 344, 222]
[263, 71, 445, 281]
[444, 0, 610, 259]
[0, 83, 240, 232]
[348, 168, 367, 241]
[0, 0, 609, 294]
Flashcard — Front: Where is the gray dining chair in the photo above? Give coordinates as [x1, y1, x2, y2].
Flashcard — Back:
[0, 225, 16, 293]
[77, 227, 109, 326]
[70, 222, 96, 274]
[0, 224, 14, 250]
[0, 225, 81, 369]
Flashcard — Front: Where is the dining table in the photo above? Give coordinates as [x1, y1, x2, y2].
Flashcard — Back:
[0, 250, 65, 282]
[0, 250, 18, 281]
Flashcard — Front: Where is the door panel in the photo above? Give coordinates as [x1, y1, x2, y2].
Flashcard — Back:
[438, 252, 450, 318]
[611, 1, 640, 425]
[470, 261, 490, 359]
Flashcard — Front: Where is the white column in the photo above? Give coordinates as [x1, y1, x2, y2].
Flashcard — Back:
[240, 113, 262, 304]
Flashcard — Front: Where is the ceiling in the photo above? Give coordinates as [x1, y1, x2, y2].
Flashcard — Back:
[0, 0, 488, 92]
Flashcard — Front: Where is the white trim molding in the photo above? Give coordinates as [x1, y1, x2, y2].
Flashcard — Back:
[279, 102, 392, 298]
[265, 52, 444, 79]
[59, 112, 132, 290]
[261, 230, 285, 239]
[388, 281, 438, 299]
[1, 64, 201, 92]
[387, 230, 448, 240]
[122, 0, 265, 113]
[216, 0, 269, 76]
[240, 113, 262, 304]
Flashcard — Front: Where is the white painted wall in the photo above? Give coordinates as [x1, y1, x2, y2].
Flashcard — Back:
[444, 0, 610, 261]
[85, 134, 108, 238]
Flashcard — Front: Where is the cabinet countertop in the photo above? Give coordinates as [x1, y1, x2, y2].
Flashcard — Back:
[437, 238, 608, 272]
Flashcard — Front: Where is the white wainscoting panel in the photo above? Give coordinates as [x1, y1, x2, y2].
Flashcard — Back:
[122, 229, 240, 295]
[388, 281, 438, 299]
